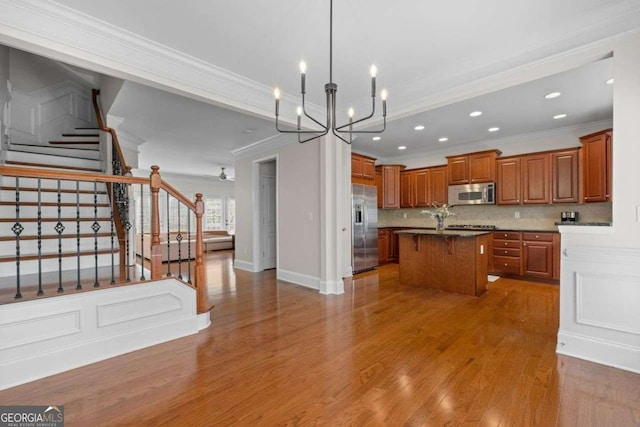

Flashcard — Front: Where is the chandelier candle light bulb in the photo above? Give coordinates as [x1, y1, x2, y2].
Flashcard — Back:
[300, 61, 306, 93]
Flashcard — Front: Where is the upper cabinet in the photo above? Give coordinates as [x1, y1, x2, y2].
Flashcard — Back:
[377, 165, 405, 209]
[351, 153, 376, 185]
[551, 148, 580, 203]
[400, 166, 447, 208]
[447, 149, 501, 185]
[496, 152, 552, 205]
[580, 129, 612, 203]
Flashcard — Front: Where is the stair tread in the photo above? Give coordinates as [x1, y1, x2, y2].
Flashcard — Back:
[0, 248, 119, 262]
[5, 161, 102, 172]
[49, 141, 99, 145]
[8, 142, 99, 152]
[8, 148, 99, 161]
[0, 233, 112, 241]
[61, 133, 100, 137]
[1, 202, 110, 207]
[0, 217, 111, 222]
[1, 187, 107, 195]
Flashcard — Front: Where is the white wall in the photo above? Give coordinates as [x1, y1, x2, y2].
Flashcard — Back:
[234, 136, 321, 282]
[0, 45, 8, 139]
[99, 75, 125, 114]
[9, 48, 75, 92]
[557, 35, 640, 374]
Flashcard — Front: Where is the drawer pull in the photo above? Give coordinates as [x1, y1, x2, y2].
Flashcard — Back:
[504, 242, 508, 246]
[504, 250, 508, 254]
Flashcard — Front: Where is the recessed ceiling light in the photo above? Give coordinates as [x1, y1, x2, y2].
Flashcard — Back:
[606, 78, 614, 85]
[438, 137, 448, 142]
[545, 92, 561, 99]
[553, 113, 568, 119]
[242, 128, 253, 134]
[372, 136, 381, 141]
[414, 125, 425, 131]
[398, 146, 407, 150]
[469, 111, 482, 117]
[488, 127, 500, 132]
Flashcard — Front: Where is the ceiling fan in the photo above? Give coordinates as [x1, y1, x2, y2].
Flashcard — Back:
[218, 167, 234, 181]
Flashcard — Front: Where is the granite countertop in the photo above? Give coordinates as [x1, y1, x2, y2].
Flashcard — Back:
[395, 229, 492, 237]
[554, 222, 612, 226]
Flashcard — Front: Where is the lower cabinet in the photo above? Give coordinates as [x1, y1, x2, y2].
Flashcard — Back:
[490, 231, 560, 282]
[378, 228, 400, 263]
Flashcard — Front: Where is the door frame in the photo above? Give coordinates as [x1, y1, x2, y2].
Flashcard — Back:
[252, 155, 279, 272]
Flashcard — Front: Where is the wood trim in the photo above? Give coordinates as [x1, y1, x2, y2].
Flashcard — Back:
[5, 161, 102, 172]
[0, 233, 111, 241]
[0, 202, 110, 208]
[1, 186, 107, 194]
[0, 248, 118, 263]
[446, 148, 502, 159]
[579, 128, 613, 140]
[92, 89, 130, 175]
[0, 166, 149, 185]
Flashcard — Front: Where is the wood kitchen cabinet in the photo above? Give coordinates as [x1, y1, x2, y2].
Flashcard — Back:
[351, 153, 376, 184]
[376, 165, 405, 209]
[496, 157, 521, 205]
[375, 168, 383, 208]
[552, 148, 580, 203]
[447, 149, 501, 185]
[378, 229, 389, 263]
[497, 153, 551, 205]
[580, 129, 612, 203]
[490, 231, 560, 282]
[400, 165, 448, 208]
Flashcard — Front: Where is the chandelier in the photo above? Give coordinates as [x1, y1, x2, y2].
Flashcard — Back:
[273, 0, 387, 144]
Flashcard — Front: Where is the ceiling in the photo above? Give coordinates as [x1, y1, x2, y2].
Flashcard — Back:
[48, 0, 638, 176]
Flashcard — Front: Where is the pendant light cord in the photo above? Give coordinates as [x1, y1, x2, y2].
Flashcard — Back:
[329, 0, 333, 84]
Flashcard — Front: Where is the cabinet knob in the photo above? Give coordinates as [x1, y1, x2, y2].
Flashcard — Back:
[504, 250, 508, 254]
[535, 235, 539, 238]
[504, 242, 508, 246]
[504, 263, 508, 267]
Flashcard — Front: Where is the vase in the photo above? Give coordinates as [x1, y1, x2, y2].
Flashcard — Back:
[436, 216, 445, 232]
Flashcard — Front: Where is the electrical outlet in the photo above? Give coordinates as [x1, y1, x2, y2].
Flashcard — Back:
[514, 211, 520, 219]
[402, 213, 407, 219]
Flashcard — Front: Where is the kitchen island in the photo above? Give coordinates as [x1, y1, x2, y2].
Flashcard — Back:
[396, 229, 490, 296]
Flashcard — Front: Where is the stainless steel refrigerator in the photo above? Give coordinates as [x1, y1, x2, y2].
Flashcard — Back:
[352, 184, 378, 273]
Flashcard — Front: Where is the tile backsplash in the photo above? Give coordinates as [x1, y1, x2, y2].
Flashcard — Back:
[378, 203, 612, 231]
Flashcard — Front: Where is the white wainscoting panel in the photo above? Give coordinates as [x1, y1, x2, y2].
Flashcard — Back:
[558, 247, 640, 374]
[0, 278, 201, 391]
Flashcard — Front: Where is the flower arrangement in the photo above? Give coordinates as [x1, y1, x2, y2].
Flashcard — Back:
[421, 202, 455, 231]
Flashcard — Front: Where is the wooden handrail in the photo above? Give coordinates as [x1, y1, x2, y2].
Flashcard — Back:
[159, 180, 196, 212]
[91, 89, 130, 175]
[0, 166, 148, 185]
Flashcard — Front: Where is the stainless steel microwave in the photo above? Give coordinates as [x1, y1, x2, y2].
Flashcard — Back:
[448, 182, 495, 205]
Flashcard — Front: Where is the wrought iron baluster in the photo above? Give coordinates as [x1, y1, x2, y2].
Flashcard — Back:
[92, 181, 100, 287]
[76, 181, 81, 290]
[55, 180, 64, 293]
[187, 207, 192, 284]
[12, 177, 23, 299]
[124, 186, 132, 282]
[166, 192, 171, 277]
[140, 184, 146, 280]
[110, 183, 115, 285]
[177, 199, 182, 280]
[37, 178, 43, 295]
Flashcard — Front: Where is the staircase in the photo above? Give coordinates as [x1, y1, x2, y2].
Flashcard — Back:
[0, 128, 120, 297]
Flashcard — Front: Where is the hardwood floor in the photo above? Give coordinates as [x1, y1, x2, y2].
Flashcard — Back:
[1, 252, 639, 426]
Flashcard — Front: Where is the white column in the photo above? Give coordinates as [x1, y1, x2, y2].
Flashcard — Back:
[319, 133, 345, 294]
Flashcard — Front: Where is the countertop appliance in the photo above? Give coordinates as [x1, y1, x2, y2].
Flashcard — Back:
[352, 184, 378, 273]
[448, 182, 495, 205]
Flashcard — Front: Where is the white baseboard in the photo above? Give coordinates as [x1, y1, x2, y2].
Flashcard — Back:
[233, 259, 255, 272]
[277, 269, 320, 291]
[0, 278, 199, 391]
[320, 279, 345, 295]
[197, 312, 211, 331]
[557, 331, 640, 374]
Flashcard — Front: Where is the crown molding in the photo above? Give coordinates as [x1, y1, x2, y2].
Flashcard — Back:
[379, 119, 613, 165]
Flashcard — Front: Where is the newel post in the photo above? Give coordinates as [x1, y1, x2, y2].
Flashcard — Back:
[150, 165, 163, 279]
[194, 193, 207, 312]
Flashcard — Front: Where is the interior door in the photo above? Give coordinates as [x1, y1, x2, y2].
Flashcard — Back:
[260, 176, 277, 270]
